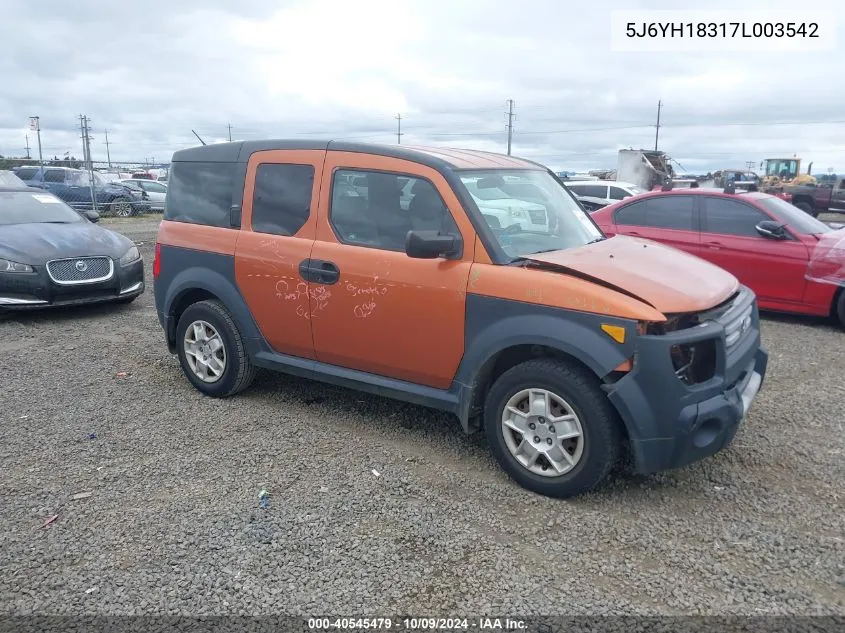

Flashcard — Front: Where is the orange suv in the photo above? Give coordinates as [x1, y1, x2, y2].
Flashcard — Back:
[153, 141, 768, 498]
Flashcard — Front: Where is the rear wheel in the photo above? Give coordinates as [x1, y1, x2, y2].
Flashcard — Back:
[794, 201, 817, 217]
[175, 299, 256, 397]
[110, 197, 135, 217]
[484, 358, 622, 498]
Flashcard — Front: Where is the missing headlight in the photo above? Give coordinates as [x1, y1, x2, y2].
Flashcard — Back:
[670, 339, 716, 385]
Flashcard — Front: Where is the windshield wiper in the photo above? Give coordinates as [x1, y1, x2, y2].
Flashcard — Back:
[586, 236, 606, 244]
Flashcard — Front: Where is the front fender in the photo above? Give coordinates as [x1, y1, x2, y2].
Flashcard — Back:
[454, 294, 637, 429]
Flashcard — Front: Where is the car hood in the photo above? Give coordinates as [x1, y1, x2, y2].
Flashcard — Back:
[523, 235, 740, 314]
[0, 222, 132, 265]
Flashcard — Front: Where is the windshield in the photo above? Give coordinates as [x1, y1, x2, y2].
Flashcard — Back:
[755, 196, 832, 234]
[0, 191, 84, 225]
[765, 160, 798, 179]
[0, 171, 27, 187]
[458, 170, 603, 259]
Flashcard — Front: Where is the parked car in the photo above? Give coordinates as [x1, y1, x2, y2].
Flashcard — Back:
[121, 178, 167, 211]
[153, 140, 768, 499]
[462, 176, 550, 231]
[590, 188, 845, 328]
[0, 186, 145, 309]
[782, 177, 845, 217]
[14, 166, 151, 216]
[565, 180, 646, 212]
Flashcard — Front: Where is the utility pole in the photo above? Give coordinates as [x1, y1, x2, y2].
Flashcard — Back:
[654, 100, 662, 151]
[29, 116, 43, 167]
[505, 99, 515, 155]
[104, 129, 112, 168]
[227, 122, 233, 142]
[25, 135, 31, 159]
[395, 113, 403, 144]
[79, 115, 97, 211]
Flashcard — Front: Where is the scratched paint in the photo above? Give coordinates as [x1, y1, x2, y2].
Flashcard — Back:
[275, 277, 331, 320]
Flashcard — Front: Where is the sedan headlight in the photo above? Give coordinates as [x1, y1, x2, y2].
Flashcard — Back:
[119, 246, 141, 266]
[0, 258, 33, 273]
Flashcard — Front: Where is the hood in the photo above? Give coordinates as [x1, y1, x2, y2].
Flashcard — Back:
[524, 235, 740, 314]
[0, 221, 132, 265]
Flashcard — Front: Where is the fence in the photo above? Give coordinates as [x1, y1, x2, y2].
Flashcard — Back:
[5, 159, 167, 217]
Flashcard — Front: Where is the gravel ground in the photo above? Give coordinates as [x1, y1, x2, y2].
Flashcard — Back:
[1, 214, 843, 620]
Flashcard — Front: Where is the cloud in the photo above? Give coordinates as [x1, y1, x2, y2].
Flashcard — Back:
[1, 0, 844, 173]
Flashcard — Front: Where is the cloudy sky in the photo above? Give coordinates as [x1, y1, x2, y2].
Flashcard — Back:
[1, 0, 843, 174]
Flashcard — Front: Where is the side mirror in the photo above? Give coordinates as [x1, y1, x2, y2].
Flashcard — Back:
[83, 210, 100, 223]
[405, 230, 461, 259]
[755, 220, 787, 240]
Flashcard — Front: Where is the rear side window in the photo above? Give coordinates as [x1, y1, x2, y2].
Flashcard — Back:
[615, 196, 695, 230]
[14, 167, 38, 180]
[43, 170, 66, 183]
[582, 185, 608, 198]
[609, 187, 630, 200]
[164, 161, 234, 227]
[251, 163, 314, 236]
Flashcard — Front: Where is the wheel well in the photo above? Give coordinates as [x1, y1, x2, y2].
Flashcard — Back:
[791, 195, 814, 207]
[467, 344, 615, 418]
[167, 288, 220, 344]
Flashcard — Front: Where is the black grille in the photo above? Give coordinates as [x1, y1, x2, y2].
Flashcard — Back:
[47, 257, 112, 283]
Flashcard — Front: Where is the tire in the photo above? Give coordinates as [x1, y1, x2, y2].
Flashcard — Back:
[484, 357, 622, 499]
[110, 197, 135, 217]
[175, 299, 256, 397]
[794, 201, 816, 217]
[835, 290, 845, 330]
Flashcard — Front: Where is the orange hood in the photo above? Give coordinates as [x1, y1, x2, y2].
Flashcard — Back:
[525, 235, 739, 314]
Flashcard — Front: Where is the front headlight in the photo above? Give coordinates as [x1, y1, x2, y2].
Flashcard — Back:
[119, 246, 140, 266]
[0, 258, 34, 273]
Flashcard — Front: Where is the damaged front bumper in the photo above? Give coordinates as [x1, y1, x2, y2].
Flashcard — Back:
[605, 285, 769, 474]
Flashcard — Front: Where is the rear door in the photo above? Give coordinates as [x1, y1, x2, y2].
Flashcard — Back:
[234, 150, 326, 359]
[698, 195, 809, 303]
[611, 194, 703, 257]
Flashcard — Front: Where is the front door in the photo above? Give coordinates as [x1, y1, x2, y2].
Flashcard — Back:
[699, 196, 809, 304]
[308, 152, 475, 389]
[234, 149, 327, 360]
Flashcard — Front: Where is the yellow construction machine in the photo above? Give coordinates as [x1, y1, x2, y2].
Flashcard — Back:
[760, 156, 817, 187]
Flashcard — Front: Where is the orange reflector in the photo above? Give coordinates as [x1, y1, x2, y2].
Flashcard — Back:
[601, 324, 626, 344]
[614, 359, 633, 372]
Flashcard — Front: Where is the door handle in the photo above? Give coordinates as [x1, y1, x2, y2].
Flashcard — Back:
[705, 241, 723, 250]
[298, 259, 340, 285]
[627, 231, 641, 236]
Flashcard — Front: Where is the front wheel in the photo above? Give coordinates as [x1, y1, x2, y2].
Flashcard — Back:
[835, 291, 845, 330]
[484, 358, 622, 498]
[109, 197, 135, 217]
[175, 299, 256, 397]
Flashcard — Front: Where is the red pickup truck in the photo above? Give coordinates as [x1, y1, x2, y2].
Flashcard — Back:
[784, 178, 845, 217]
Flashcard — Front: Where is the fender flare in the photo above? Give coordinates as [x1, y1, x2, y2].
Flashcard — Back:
[455, 312, 636, 430]
[162, 267, 262, 347]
